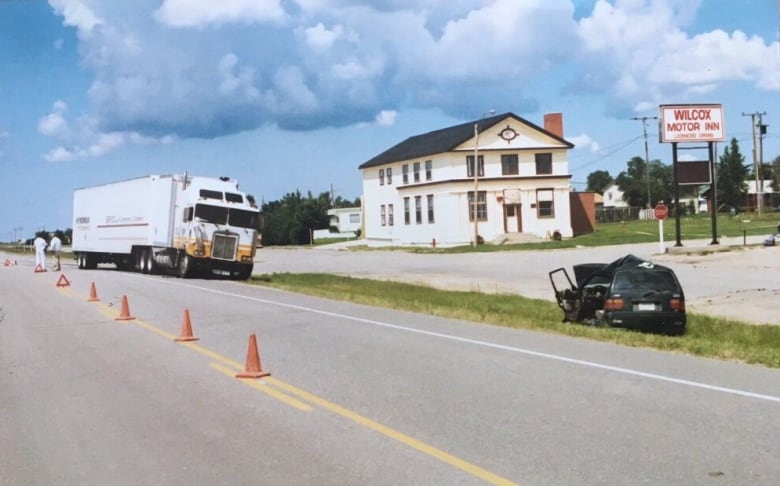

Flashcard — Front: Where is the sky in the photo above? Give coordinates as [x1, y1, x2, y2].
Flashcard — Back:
[1, 0, 779, 240]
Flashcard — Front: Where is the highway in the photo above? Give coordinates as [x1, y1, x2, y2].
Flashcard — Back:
[2, 257, 779, 485]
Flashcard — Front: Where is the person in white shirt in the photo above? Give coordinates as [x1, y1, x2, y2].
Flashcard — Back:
[49, 235, 63, 271]
[33, 236, 47, 271]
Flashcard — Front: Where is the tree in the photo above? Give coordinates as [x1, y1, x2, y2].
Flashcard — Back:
[769, 155, 780, 193]
[716, 138, 749, 211]
[586, 170, 613, 193]
[260, 190, 332, 245]
[614, 156, 673, 207]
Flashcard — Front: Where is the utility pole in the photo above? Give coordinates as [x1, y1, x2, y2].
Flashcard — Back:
[742, 111, 767, 215]
[632, 116, 658, 208]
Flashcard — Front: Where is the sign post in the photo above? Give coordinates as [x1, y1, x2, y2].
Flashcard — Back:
[654, 202, 668, 254]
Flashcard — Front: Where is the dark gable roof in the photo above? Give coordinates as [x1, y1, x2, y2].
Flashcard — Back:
[359, 112, 574, 169]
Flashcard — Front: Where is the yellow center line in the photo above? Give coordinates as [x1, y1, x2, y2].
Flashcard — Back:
[210, 362, 313, 411]
[68, 285, 519, 486]
[265, 377, 518, 486]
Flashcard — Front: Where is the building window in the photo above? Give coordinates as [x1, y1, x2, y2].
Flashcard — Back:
[379, 169, 385, 185]
[386, 167, 392, 185]
[380, 205, 386, 226]
[466, 155, 484, 177]
[413, 162, 421, 182]
[404, 197, 410, 224]
[425, 160, 432, 181]
[535, 153, 552, 175]
[402, 164, 409, 184]
[415, 196, 422, 224]
[468, 191, 487, 221]
[388, 204, 394, 226]
[501, 154, 518, 175]
[537, 188, 555, 217]
[426, 194, 434, 223]
[349, 213, 360, 223]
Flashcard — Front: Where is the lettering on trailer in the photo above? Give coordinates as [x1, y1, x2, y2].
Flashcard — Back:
[659, 104, 725, 143]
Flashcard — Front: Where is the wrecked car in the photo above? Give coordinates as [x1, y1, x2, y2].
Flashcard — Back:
[549, 254, 686, 335]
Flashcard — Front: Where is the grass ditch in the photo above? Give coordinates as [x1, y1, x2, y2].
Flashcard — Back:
[250, 272, 780, 369]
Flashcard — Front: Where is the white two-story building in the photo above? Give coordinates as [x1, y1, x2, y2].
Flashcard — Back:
[359, 112, 575, 246]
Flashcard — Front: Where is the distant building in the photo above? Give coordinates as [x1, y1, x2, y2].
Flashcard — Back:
[601, 184, 628, 208]
[312, 207, 362, 240]
[359, 112, 575, 246]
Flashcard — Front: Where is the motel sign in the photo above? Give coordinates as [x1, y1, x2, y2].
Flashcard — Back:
[659, 104, 725, 143]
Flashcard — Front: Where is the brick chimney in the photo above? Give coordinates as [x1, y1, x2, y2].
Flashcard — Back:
[544, 113, 564, 138]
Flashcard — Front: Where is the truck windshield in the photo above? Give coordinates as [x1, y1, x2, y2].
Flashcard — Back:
[195, 204, 258, 229]
[194, 204, 228, 225]
[228, 208, 259, 229]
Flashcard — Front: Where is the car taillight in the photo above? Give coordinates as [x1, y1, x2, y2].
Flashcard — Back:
[604, 298, 624, 310]
[670, 298, 685, 311]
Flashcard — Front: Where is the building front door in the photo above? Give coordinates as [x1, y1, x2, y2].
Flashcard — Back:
[504, 204, 522, 233]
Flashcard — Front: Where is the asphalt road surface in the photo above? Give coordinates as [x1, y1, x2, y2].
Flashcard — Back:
[2, 256, 779, 485]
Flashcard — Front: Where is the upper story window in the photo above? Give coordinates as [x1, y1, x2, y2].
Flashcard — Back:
[386, 167, 392, 185]
[402, 164, 409, 184]
[379, 169, 385, 185]
[413, 162, 421, 182]
[501, 154, 518, 175]
[425, 160, 432, 181]
[466, 155, 484, 177]
[535, 153, 552, 175]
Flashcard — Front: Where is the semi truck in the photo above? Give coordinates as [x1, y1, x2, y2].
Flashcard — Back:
[72, 174, 260, 279]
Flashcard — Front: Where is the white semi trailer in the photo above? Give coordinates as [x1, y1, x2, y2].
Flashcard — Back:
[72, 174, 260, 279]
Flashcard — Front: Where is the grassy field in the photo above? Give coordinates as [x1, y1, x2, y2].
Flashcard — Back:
[249, 273, 780, 369]
[323, 212, 780, 252]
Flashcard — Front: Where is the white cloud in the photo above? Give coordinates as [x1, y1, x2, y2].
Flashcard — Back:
[48, 0, 102, 37]
[374, 110, 397, 126]
[38, 100, 172, 162]
[154, 0, 285, 28]
[304, 23, 343, 49]
[568, 133, 601, 153]
[42, 1, 778, 143]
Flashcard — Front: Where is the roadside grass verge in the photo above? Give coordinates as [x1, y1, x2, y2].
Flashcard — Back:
[250, 273, 780, 369]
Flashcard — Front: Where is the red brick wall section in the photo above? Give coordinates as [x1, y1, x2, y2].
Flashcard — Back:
[544, 113, 563, 138]
[570, 192, 596, 236]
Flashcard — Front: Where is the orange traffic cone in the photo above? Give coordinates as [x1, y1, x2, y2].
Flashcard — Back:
[34, 264, 46, 273]
[56, 274, 71, 287]
[115, 295, 135, 321]
[87, 282, 100, 302]
[235, 334, 270, 379]
[174, 309, 199, 342]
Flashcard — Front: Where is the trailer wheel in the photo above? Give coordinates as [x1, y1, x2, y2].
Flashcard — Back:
[146, 249, 158, 275]
[77, 253, 85, 269]
[178, 255, 192, 278]
[140, 249, 151, 274]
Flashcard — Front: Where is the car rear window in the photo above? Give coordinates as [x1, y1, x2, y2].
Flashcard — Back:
[612, 270, 679, 292]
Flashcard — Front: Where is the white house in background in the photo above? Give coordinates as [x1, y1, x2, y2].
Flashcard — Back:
[312, 207, 362, 240]
[601, 183, 628, 208]
[358, 112, 575, 246]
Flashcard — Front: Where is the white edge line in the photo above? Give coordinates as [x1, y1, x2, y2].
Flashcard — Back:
[157, 278, 780, 404]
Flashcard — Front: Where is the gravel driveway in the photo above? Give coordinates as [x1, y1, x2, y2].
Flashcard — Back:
[256, 236, 779, 326]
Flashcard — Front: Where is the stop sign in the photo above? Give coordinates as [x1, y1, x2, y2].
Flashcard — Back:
[654, 203, 668, 220]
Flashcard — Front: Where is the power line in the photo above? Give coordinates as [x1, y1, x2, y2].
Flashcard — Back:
[632, 116, 658, 207]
